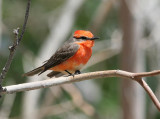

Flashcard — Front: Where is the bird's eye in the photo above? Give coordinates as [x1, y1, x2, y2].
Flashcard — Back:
[80, 36, 87, 39]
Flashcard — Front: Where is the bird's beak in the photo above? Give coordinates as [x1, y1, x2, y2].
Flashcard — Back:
[90, 37, 99, 40]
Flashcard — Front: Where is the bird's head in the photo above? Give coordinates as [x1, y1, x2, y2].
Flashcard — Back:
[73, 30, 99, 47]
[73, 30, 99, 40]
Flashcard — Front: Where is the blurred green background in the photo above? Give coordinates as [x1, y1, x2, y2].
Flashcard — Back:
[0, 0, 160, 119]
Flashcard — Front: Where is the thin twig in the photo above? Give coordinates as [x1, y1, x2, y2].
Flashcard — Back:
[1, 70, 160, 111]
[0, 0, 31, 87]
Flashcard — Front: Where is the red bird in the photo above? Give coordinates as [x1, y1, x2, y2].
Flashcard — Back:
[23, 30, 99, 77]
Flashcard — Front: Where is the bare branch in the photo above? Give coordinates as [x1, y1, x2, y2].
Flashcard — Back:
[137, 79, 160, 112]
[0, 0, 31, 86]
[1, 70, 160, 111]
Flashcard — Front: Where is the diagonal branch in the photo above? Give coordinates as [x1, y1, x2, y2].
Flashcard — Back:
[137, 79, 160, 112]
[1, 70, 160, 111]
[0, 0, 31, 86]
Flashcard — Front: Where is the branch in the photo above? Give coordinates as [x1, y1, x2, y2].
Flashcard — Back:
[0, 0, 31, 86]
[1, 70, 160, 111]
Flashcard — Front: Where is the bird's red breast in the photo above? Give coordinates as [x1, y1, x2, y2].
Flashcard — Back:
[50, 40, 94, 72]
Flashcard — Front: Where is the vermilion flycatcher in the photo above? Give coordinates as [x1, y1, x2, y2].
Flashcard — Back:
[23, 30, 99, 77]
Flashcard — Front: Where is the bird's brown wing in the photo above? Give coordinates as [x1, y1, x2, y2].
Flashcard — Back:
[39, 42, 80, 74]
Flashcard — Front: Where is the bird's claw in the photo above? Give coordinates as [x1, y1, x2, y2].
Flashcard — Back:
[65, 70, 81, 77]
[75, 70, 81, 75]
[68, 73, 75, 77]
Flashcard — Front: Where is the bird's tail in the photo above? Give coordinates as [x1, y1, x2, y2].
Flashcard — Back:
[23, 66, 44, 76]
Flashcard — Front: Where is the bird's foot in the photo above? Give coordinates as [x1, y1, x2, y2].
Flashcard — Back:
[65, 70, 74, 77]
[65, 70, 81, 77]
[68, 73, 75, 77]
[75, 70, 81, 75]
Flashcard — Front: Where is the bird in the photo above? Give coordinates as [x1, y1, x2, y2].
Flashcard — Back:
[23, 30, 99, 78]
